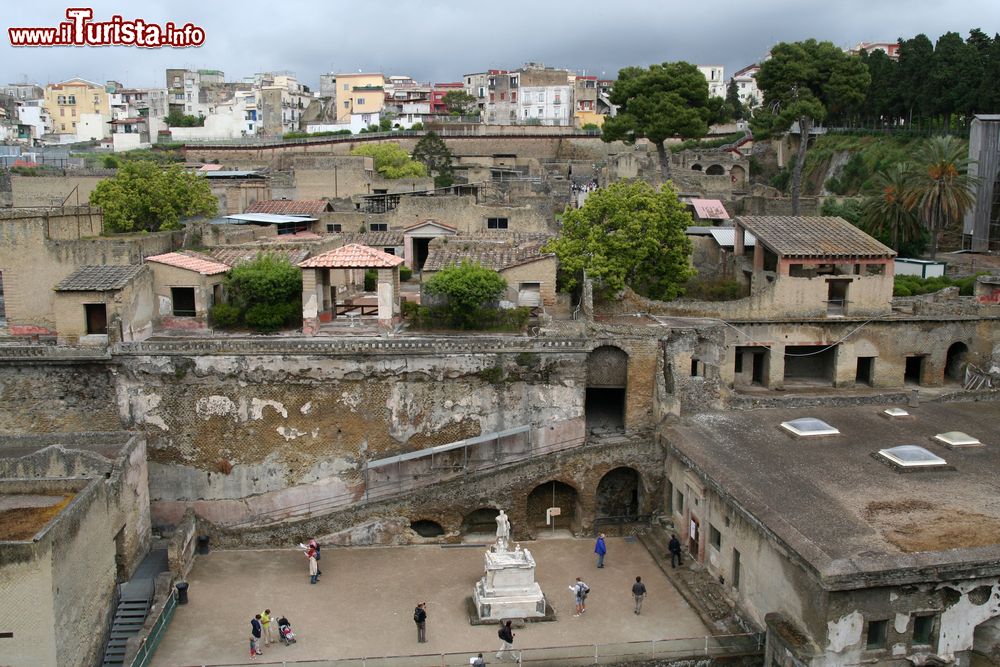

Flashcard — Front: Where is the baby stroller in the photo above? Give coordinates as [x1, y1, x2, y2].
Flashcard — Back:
[277, 617, 296, 646]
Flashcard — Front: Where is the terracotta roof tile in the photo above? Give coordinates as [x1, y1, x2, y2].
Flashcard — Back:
[245, 199, 333, 215]
[55, 264, 146, 291]
[736, 216, 895, 258]
[299, 243, 405, 269]
[344, 231, 405, 247]
[423, 236, 554, 272]
[210, 247, 311, 266]
[146, 251, 231, 275]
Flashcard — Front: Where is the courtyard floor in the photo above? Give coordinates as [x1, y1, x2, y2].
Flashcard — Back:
[150, 536, 713, 666]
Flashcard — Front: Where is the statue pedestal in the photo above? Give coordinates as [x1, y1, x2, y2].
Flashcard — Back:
[473, 546, 546, 621]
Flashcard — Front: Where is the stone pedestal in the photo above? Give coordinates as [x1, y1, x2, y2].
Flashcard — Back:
[473, 545, 546, 621]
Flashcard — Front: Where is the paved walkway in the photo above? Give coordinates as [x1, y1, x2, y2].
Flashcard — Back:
[151, 537, 711, 666]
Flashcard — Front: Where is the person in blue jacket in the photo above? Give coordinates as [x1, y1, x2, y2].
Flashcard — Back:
[594, 533, 607, 568]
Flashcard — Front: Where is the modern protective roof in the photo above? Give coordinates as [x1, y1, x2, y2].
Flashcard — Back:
[345, 231, 405, 247]
[736, 216, 895, 258]
[299, 243, 404, 269]
[690, 198, 730, 220]
[55, 264, 146, 292]
[423, 237, 554, 272]
[225, 213, 318, 224]
[709, 227, 756, 248]
[146, 251, 230, 276]
[245, 199, 334, 216]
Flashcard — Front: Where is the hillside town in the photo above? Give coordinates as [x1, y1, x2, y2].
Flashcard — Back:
[3, 11, 1000, 667]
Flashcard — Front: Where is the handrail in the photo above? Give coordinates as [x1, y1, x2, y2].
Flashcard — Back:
[128, 591, 178, 667]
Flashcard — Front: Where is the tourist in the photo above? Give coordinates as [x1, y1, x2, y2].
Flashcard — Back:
[309, 538, 322, 576]
[260, 608, 273, 645]
[631, 576, 647, 615]
[472, 653, 486, 667]
[306, 543, 319, 584]
[250, 614, 263, 656]
[594, 533, 607, 568]
[668, 534, 682, 568]
[496, 620, 519, 661]
[414, 601, 428, 643]
[569, 577, 589, 616]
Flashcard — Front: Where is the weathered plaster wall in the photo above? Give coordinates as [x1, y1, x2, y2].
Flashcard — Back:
[0, 364, 121, 433]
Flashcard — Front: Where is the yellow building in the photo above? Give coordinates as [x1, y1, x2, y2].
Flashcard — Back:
[44, 78, 110, 135]
[333, 73, 385, 122]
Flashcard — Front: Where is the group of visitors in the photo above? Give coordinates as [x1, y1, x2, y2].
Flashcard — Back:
[248, 609, 294, 659]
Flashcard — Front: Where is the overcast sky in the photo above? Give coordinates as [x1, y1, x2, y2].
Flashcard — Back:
[2, 1, 999, 89]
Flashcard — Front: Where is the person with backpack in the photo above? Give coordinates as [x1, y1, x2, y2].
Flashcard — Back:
[569, 577, 589, 616]
[496, 620, 519, 661]
[413, 602, 427, 643]
[250, 614, 263, 657]
[631, 576, 647, 615]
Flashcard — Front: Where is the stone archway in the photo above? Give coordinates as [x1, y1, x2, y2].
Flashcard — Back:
[691, 163, 703, 171]
[596, 467, 641, 519]
[461, 507, 500, 536]
[945, 342, 970, 382]
[730, 164, 746, 189]
[411, 519, 445, 537]
[587, 345, 628, 432]
[527, 480, 579, 532]
[706, 164, 725, 176]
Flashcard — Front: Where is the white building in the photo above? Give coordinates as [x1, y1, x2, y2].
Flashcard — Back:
[16, 100, 51, 143]
[697, 65, 727, 99]
[732, 64, 761, 109]
[517, 85, 572, 126]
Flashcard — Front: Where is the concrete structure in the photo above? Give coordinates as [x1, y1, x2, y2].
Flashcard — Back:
[571, 75, 603, 128]
[146, 252, 230, 330]
[732, 64, 761, 109]
[43, 78, 110, 136]
[333, 73, 385, 123]
[53, 264, 154, 345]
[1, 83, 44, 100]
[963, 115, 1000, 251]
[665, 401, 1000, 666]
[697, 65, 727, 99]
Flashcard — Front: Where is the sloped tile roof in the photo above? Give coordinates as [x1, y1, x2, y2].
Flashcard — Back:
[345, 231, 405, 247]
[55, 264, 146, 292]
[299, 243, 405, 269]
[736, 216, 895, 258]
[146, 251, 231, 276]
[245, 199, 333, 215]
[423, 237, 554, 272]
[209, 247, 311, 267]
[690, 198, 730, 220]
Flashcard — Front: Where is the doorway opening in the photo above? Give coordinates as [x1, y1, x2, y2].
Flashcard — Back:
[527, 480, 579, 531]
[85, 303, 107, 335]
[784, 345, 836, 387]
[856, 356, 875, 386]
[945, 342, 969, 382]
[905, 356, 925, 385]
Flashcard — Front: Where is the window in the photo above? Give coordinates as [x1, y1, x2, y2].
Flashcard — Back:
[383, 248, 395, 255]
[537, 107, 544, 117]
[912, 615, 934, 645]
[60, 107, 65, 117]
[732, 549, 741, 589]
[487, 217, 508, 229]
[171, 287, 196, 317]
[343, 83, 349, 91]
[674, 489, 685, 514]
[357, 97, 365, 104]
[511, 92, 517, 102]
[60, 123, 66, 131]
[690, 358, 702, 377]
[68, 95, 76, 104]
[866, 620, 888, 649]
[326, 223, 342, 233]
[369, 223, 388, 232]
[709, 524, 721, 550]
[85, 303, 107, 335]
[71, 108, 76, 117]
[343, 100, 350, 108]
[57, 95, 66, 104]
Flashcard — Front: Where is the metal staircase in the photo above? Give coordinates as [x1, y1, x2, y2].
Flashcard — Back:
[100, 548, 168, 667]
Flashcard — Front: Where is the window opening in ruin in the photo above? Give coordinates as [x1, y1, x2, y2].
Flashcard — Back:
[856, 356, 874, 386]
[912, 615, 934, 645]
[528, 480, 578, 531]
[586, 346, 628, 432]
[705, 164, 725, 176]
[866, 263, 885, 276]
[369, 223, 388, 231]
[905, 355, 924, 385]
[675, 489, 685, 515]
[665, 481, 673, 513]
[413, 237, 432, 272]
[732, 549, 741, 589]
[945, 342, 969, 382]
[410, 520, 444, 537]
[827, 279, 849, 316]
[784, 345, 836, 387]
[383, 247, 395, 256]
[709, 524, 721, 550]
[691, 164, 703, 171]
[212, 284, 222, 307]
[596, 467, 641, 521]
[517, 282, 541, 308]
[866, 619, 888, 649]
[690, 358, 702, 377]
[85, 303, 107, 335]
[487, 217, 509, 230]
[171, 287, 196, 317]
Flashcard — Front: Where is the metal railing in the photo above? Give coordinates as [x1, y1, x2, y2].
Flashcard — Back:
[128, 591, 178, 667]
[171, 632, 763, 666]
[182, 127, 603, 148]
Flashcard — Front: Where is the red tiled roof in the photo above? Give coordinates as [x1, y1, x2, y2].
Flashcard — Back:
[299, 243, 404, 269]
[146, 251, 231, 275]
[245, 199, 333, 215]
[402, 219, 458, 233]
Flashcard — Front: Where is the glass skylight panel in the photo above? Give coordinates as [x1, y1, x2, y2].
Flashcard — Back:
[780, 417, 839, 437]
[933, 431, 981, 447]
[878, 445, 947, 468]
[883, 408, 910, 418]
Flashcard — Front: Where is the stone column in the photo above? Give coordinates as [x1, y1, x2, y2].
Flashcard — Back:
[376, 267, 400, 327]
[301, 268, 320, 336]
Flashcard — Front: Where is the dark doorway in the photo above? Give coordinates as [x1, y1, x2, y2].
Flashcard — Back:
[114, 525, 127, 582]
[734, 346, 768, 386]
[905, 356, 924, 385]
[411, 520, 445, 537]
[689, 515, 700, 555]
[585, 388, 625, 431]
[461, 507, 501, 535]
[527, 480, 578, 531]
[705, 164, 725, 176]
[827, 279, 849, 316]
[784, 345, 836, 386]
[413, 237, 432, 271]
[856, 356, 874, 386]
[596, 467, 641, 519]
[945, 342, 969, 382]
[85, 303, 107, 335]
[171, 287, 196, 316]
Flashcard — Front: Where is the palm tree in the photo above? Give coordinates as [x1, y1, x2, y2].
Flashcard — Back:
[903, 136, 978, 260]
[861, 164, 922, 252]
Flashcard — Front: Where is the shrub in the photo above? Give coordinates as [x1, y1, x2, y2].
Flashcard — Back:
[210, 303, 241, 328]
[364, 269, 378, 291]
[683, 276, 747, 301]
[244, 301, 297, 332]
[399, 265, 413, 282]
[102, 155, 119, 169]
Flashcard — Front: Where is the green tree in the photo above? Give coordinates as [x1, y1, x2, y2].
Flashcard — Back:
[165, 110, 205, 127]
[412, 131, 454, 188]
[927, 32, 982, 128]
[601, 62, 713, 181]
[903, 135, 978, 259]
[858, 48, 898, 126]
[424, 261, 507, 329]
[89, 161, 217, 233]
[895, 34, 935, 125]
[860, 164, 922, 252]
[545, 181, 695, 300]
[350, 143, 427, 179]
[725, 78, 744, 120]
[753, 39, 870, 214]
[224, 253, 302, 332]
[442, 90, 477, 115]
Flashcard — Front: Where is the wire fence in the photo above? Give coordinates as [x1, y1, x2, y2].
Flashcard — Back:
[163, 632, 763, 667]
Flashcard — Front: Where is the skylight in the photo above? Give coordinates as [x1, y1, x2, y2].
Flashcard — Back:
[878, 445, 947, 468]
[882, 408, 910, 418]
[934, 431, 982, 448]
[780, 418, 840, 437]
